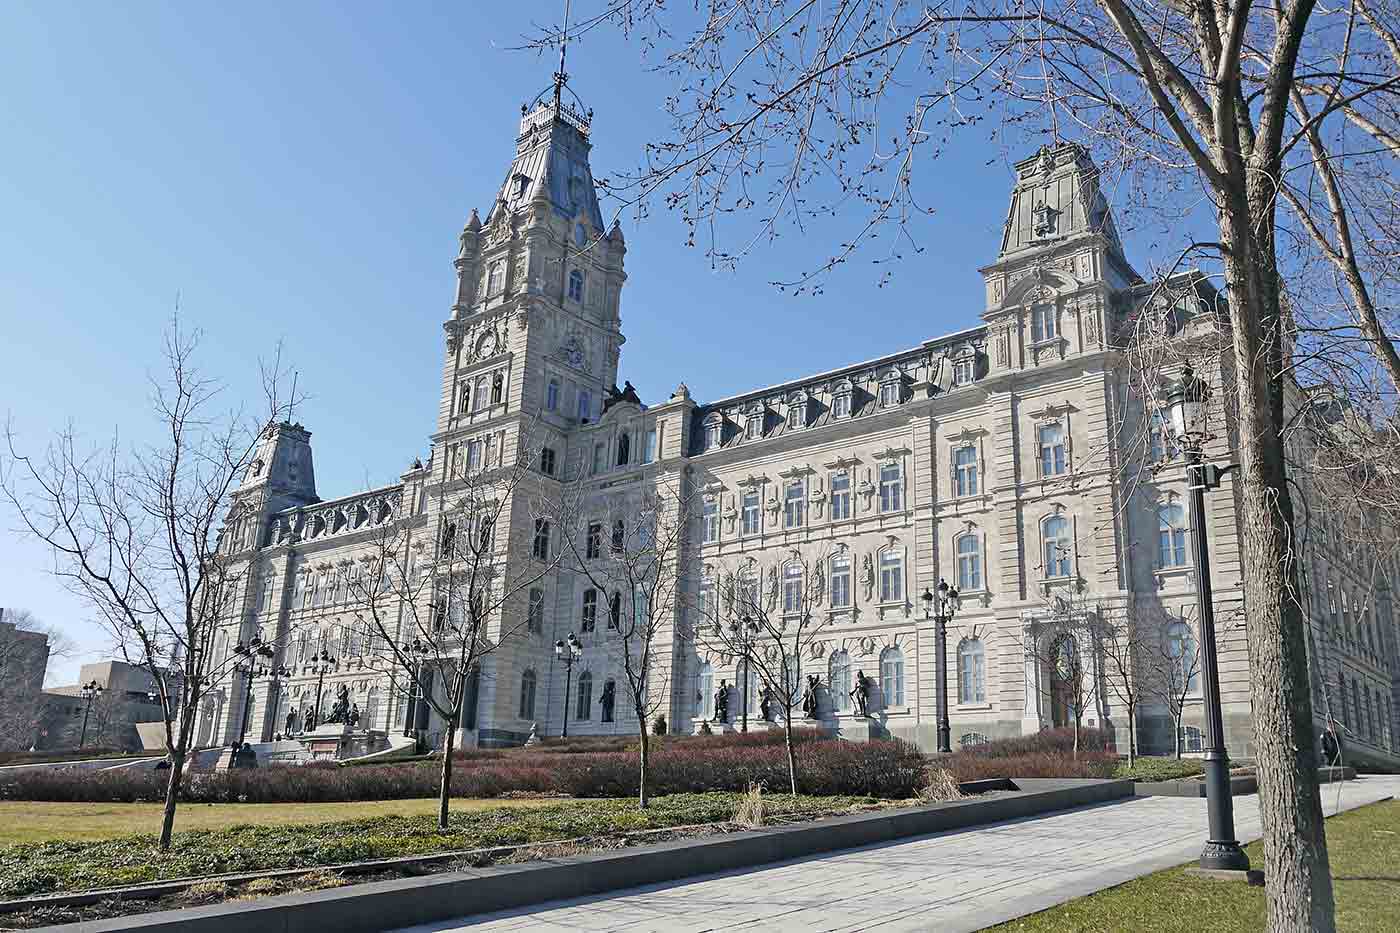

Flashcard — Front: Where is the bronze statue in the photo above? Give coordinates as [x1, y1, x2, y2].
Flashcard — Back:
[324, 683, 352, 725]
[759, 683, 777, 722]
[714, 679, 730, 723]
[801, 674, 821, 720]
[851, 670, 873, 718]
[600, 680, 616, 723]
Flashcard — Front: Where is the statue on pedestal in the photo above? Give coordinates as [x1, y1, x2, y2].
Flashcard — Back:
[349, 703, 361, 728]
[324, 684, 352, 725]
[801, 674, 821, 720]
[714, 679, 730, 723]
[759, 683, 777, 722]
[851, 671, 873, 718]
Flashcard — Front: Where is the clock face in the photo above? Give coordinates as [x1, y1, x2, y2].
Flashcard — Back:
[574, 223, 588, 247]
[476, 332, 497, 357]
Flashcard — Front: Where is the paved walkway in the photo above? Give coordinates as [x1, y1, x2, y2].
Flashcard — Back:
[400, 775, 1400, 933]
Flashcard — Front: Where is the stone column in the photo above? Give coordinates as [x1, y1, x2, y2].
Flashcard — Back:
[1020, 622, 1043, 735]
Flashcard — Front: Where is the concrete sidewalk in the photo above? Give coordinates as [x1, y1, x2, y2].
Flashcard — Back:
[400, 775, 1400, 933]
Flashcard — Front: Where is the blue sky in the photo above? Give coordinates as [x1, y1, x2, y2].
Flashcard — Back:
[1, 4, 1144, 684]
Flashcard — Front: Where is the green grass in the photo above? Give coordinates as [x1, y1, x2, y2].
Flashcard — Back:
[0, 797, 554, 845]
[1113, 757, 1205, 782]
[987, 799, 1400, 932]
[0, 793, 884, 899]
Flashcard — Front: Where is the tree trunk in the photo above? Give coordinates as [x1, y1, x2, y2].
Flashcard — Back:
[1173, 712, 1182, 759]
[438, 717, 457, 831]
[1224, 176, 1334, 931]
[636, 720, 650, 808]
[783, 709, 798, 796]
[1126, 700, 1136, 768]
[158, 746, 186, 851]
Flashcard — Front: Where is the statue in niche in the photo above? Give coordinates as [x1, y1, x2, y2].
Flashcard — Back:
[324, 683, 352, 725]
[713, 680, 730, 724]
[760, 683, 777, 722]
[851, 671, 874, 718]
[801, 675, 821, 720]
[766, 565, 779, 610]
[600, 680, 616, 723]
[862, 553, 876, 601]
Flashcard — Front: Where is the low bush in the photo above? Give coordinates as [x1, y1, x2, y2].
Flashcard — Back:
[0, 730, 922, 803]
[1114, 757, 1205, 783]
[938, 727, 1119, 782]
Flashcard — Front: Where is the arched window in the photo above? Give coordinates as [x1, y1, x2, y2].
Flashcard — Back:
[364, 687, 379, 729]
[602, 679, 616, 722]
[568, 269, 585, 302]
[1158, 503, 1188, 567]
[697, 662, 713, 719]
[518, 669, 537, 719]
[487, 260, 504, 295]
[880, 647, 905, 707]
[704, 417, 723, 449]
[457, 382, 470, 414]
[958, 638, 986, 704]
[956, 534, 982, 591]
[576, 672, 593, 721]
[1043, 516, 1072, 577]
[829, 650, 852, 713]
[782, 562, 804, 613]
[879, 548, 903, 602]
[1166, 621, 1199, 693]
[577, 389, 591, 422]
[617, 432, 630, 466]
[546, 378, 560, 412]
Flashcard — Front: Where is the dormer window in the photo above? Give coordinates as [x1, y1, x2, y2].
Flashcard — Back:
[878, 377, 902, 407]
[513, 173, 530, 200]
[786, 393, 810, 430]
[831, 389, 851, 419]
[1032, 200, 1060, 237]
[703, 415, 724, 450]
[1031, 303, 1057, 342]
[746, 409, 765, 440]
[953, 354, 976, 386]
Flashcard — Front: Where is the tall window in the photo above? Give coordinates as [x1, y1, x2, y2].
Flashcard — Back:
[959, 639, 986, 703]
[527, 588, 544, 634]
[879, 380, 900, 407]
[954, 446, 979, 497]
[832, 392, 851, 418]
[784, 481, 806, 529]
[546, 378, 560, 412]
[1158, 503, 1188, 568]
[591, 443, 604, 475]
[787, 400, 807, 430]
[782, 563, 804, 614]
[830, 471, 851, 520]
[880, 647, 906, 707]
[616, 432, 630, 466]
[746, 413, 764, 439]
[957, 534, 982, 591]
[702, 499, 719, 543]
[467, 439, 483, 470]
[1166, 621, 1199, 693]
[742, 490, 761, 535]
[879, 549, 903, 602]
[568, 269, 585, 302]
[1031, 303, 1057, 342]
[1043, 516, 1072, 577]
[953, 355, 975, 385]
[1149, 410, 1179, 462]
[576, 672, 593, 720]
[879, 463, 903, 512]
[539, 446, 557, 476]
[608, 592, 622, 629]
[518, 669, 536, 719]
[487, 260, 504, 295]
[586, 523, 602, 559]
[1038, 423, 1067, 476]
[457, 383, 470, 414]
[830, 555, 852, 608]
[698, 662, 714, 719]
[644, 429, 658, 463]
[474, 375, 488, 411]
[602, 679, 616, 721]
[532, 519, 550, 560]
[829, 650, 852, 713]
[577, 389, 591, 422]
[491, 373, 504, 405]
[705, 418, 723, 449]
[572, 591, 595, 637]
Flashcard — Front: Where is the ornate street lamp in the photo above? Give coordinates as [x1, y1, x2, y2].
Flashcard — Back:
[554, 632, 583, 738]
[922, 581, 961, 754]
[402, 638, 428, 738]
[77, 679, 104, 748]
[730, 614, 761, 731]
[309, 643, 339, 728]
[1165, 364, 1250, 873]
[233, 630, 279, 742]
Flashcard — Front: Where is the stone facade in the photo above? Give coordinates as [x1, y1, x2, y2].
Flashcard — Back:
[194, 95, 1400, 766]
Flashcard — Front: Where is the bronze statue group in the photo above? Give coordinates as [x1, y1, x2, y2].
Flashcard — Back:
[708, 669, 875, 725]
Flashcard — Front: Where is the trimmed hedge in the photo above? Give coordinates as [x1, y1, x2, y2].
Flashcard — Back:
[0, 730, 924, 803]
[940, 727, 1119, 782]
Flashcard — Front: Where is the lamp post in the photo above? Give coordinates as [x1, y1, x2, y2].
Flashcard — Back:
[922, 581, 961, 754]
[232, 631, 279, 742]
[730, 614, 760, 731]
[77, 679, 104, 748]
[554, 632, 583, 737]
[309, 643, 339, 728]
[402, 638, 428, 738]
[1165, 364, 1250, 874]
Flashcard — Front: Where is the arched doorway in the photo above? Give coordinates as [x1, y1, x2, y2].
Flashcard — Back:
[1048, 635, 1080, 729]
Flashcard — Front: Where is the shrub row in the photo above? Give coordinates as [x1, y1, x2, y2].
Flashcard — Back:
[937, 726, 1119, 782]
[0, 730, 924, 803]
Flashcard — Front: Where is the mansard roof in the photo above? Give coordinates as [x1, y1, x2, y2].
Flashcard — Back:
[483, 95, 604, 231]
[995, 144, 1125, 266]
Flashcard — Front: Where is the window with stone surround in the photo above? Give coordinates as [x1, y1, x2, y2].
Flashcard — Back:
[539, 446, 557, 476]
[879, 462, 903, 512]
[1042, 515, 1072, 578]
[568, 269, 585, 302]
[879, 548, 903, 602]
[1031, 303, 1057, 342]
[581, 588, 598, 632]
[518, 669, 536, 719]
[782, 562, 803, 614]
[1158, 503, 1188, 568]
[697, 662, 713, 719]
[957, 533, 982, 591]
[704, 416, 723, 449]
[742, 489, 761, 535]
[830, 471, 851, 520]
[527, 588, 544, 634]
[546, 378, 560, 412]
[954, 446, 979, 497]
[532, 519, 551, 560]
[784, 481, 806, 529]
[576, 672, 593, 720]
[1038, 423, 1067, 477]
[488, 261, 505, 296]
[702, 499, 719, 543]
[880, 647, 905, 707]
[958, 638, 986, 703]
[830, 554, 852, 608]
[577, 389, 591, 422]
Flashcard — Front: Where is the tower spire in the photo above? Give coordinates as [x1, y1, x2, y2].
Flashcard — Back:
[553, 0, 572, 112]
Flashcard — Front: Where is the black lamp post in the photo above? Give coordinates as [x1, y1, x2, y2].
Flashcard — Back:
[402, 638, 428, 738]
[731, 614, 760, 731]
[309, 642, 339, 728]
[554, 632, 583, 737]
[1165, 364, 1250, 874]
[233, 631, 279, 742]
[922, 581, 961, 754]
[77, 679, 104, 748]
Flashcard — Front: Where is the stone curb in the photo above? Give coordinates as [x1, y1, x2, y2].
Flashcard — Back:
[1135, 766, 1357, 798]
[37, 778, 1132, 933]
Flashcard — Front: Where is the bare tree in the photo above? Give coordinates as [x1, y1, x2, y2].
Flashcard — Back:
[516, 0, 1400, 922]
[0, 318, 297, 850]
[1096, 603, 1149, 768]
[1138, 606, 1206, 759]
[1025, 589, 1106, 759]
[693, 545, 836, 795]
[347, 419, 566, 831]
[552, 473, 692, 807]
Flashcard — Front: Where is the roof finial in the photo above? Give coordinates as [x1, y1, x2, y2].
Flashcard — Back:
[553, 0, 572, 112]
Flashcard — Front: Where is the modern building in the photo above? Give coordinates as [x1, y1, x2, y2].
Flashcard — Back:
[39, 660, 167, 751]
[0, 608, 51, 752]
[193, 84, 1400, 768]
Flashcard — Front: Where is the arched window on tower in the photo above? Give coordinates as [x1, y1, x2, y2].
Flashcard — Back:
[616, 432, 631, 466]
[568, 269, 585, 302]
[491, 373, 504, 406]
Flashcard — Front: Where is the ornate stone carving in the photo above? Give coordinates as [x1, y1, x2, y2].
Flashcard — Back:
[862, 553, 875, 601]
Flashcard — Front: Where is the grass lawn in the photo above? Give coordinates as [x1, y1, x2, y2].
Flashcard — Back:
[987, 799, 1400, 932]
[0, 797, 554, 845]
[0, 792, 887, 899]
